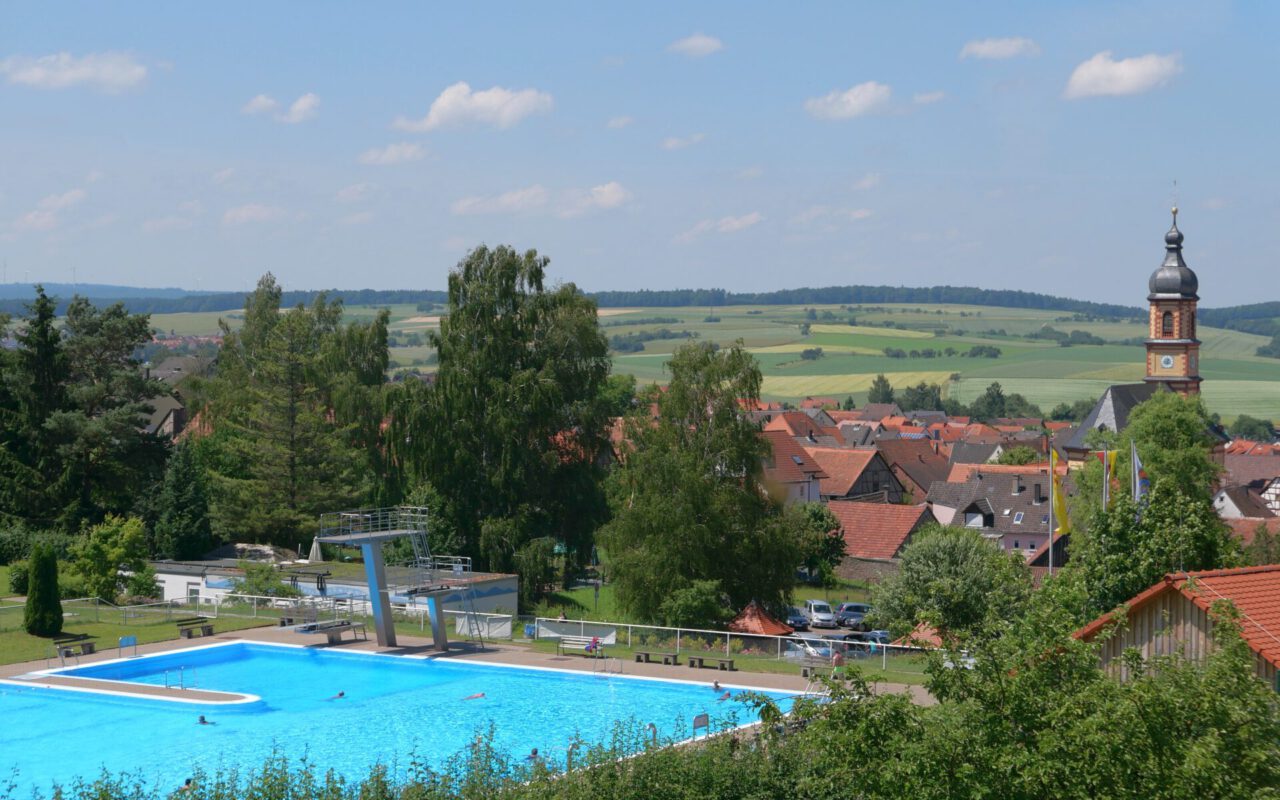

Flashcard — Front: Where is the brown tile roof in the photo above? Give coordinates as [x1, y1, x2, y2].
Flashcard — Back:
[946, 462, 1060, 483]
[763, 411, 839, 440]
[1224, 454, 1280, 487]
[804, 447, 878, 497]
[760, 430, 828, 485]
[874, 439, 949, 492]
[827, 500, 934, 560]
[800, 396, 841, 410]
[1075, 565, 1280, 670]
[1225, 518, 1280, 548]
[853, 402, 902, 422]
[727, 600, 794, 636]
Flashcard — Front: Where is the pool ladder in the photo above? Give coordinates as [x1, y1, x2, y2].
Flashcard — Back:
[163, 667, 198, 690]
[593, 657, 623, 676]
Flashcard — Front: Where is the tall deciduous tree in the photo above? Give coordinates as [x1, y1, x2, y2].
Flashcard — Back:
[871, 523, 1032, 639]
[867, 374, 894, 404]
[389, 247, 612, 593]
[600, 341, 803, 625]
[70, 515, 150, 603]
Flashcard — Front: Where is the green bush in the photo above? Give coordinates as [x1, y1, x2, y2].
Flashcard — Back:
[23, 543, 63, 636]
[58, 571, 88, 600]
[8, 560, 29, 595]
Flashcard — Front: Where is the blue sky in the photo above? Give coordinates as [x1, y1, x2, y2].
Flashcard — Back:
[2, 1, 1277, 305]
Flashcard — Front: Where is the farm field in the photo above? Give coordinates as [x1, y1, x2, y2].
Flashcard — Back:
[146, 301, 1280, 420]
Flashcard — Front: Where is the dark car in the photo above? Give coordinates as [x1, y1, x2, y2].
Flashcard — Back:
[836, 602, 872, 630]
[785, 606, 809, 631]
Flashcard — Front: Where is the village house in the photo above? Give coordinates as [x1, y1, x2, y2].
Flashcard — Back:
[1074, 565, 1280, 689]
[826, 500, 936, 583]
[872, 438, 949, 503]
[803, 446, 904, 503]
[759, 429, 828, 504]
[924, 469, 1060, 561]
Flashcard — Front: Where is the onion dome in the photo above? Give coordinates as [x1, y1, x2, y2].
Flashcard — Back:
[1148, 207, 1199, 299]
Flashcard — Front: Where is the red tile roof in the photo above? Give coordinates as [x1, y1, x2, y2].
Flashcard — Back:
[826, 500, 934, 560]
[727, 600, 794, 636]
[760, 430, 828, 485]
[763, 411, 839, 440]
[893, 621, 942, 648]
[804, 447, 878, 497]
[800, 396, 841, 410]
[1074, 564, 1280, 670]
[1225, 518, 1280, 548]
[946, 462, 1061, 483]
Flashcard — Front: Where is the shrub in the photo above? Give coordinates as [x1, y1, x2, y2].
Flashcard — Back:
[8, 560, 29, 595]
[23, 543, 63, 636]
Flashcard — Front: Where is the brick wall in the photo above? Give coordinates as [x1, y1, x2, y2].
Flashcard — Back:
[836, 556, 900, 584]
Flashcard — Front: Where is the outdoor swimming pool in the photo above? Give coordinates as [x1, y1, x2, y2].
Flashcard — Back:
[0, 642, 793, 795]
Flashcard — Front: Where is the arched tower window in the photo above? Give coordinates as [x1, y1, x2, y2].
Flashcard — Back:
[1188, 311, 1195, 339]
[1161, 311, 1174, 336]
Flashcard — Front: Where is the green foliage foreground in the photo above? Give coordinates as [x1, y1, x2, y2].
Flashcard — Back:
[14, 595, 1278, 800]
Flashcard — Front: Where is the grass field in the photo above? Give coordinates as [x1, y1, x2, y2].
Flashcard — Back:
[146, 301, 1280, 420]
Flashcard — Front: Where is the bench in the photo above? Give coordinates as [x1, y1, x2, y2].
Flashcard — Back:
[177, 620, 215, 638]
[314, 620, 367, 645]
[634, 650, 679, 665]
[688, 655, 736, 671]
[801, 664, 832, 679]
[557, 636, 605, 658]
[54, 635, 97, 656]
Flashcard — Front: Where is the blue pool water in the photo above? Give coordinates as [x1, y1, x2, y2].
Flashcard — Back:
[0, 642, 790, 795]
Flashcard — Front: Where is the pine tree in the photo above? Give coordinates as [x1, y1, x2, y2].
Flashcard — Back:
[867, 374, 894, 404]
[153, 442, 213, 560]
[23, 543, 63, 636]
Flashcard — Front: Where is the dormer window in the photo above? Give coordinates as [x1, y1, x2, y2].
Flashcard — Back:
[1162, 310, 1174, 336]
[1013, 512, 1024, 524]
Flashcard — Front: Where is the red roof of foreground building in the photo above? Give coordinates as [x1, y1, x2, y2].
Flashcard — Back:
[727, 600, 794, 636]
[760, 430, 828, 486]
[804, 447, 879, 497]
[827, 500, 935, 560]
[1074, 564, 1280, 670]
[893, 621, 943, 648]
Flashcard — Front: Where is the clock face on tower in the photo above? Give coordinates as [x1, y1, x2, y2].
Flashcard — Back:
[1160, 355, 1175, 369]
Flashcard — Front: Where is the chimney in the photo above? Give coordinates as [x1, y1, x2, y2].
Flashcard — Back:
[1033, 483, 1044, 505]
[1012, 475, 1023, 496]
[807, 430, 816, 443]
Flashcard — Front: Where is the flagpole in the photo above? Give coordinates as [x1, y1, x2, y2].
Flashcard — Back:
[1048, 453, 1055, 576]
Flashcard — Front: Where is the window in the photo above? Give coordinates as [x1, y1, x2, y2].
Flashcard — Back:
[791, 455, 804, 466]
[1029, 541, 1037, 550]
[1041, 514, 1050, 525]
[1189, 311, 1195, 338]
[1013, 540, 1020, 549]
[1002, 508, 1011, 516]
[1013, 512, 1024, 524]
[1162, 310, 1174, 336]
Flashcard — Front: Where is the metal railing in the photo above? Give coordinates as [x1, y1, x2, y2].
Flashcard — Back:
[318, 506, 430, 537]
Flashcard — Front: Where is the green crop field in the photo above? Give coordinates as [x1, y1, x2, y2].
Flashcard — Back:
[146, 301, 1280, 420]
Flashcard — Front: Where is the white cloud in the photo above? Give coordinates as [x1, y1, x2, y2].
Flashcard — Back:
[559, 181, 632, 218]
[211, 167, 236, 185]
[277, 92, 319, 123]
[85, 169, 105, 184]
[607, 115, 634, 129]
[1064, 51, 1182, 99]
[959, 37, 1040, 60]
[913, 91, 946, 105]
[0, 51, 146, 92]
[223, 204, 288, 226]
[853, 173, 881, 190]
[738, 166, 764, 180]
[804, 82, 891, 120]
[1203, 197, 1227, 210]
[790, 205, 873, 230]
[339, 211, 375, 226]
[677, 211, 763, 243]
[358, 142, 425, 166]
[667, 33, 724, 58]
[335, 183, 374, 203]
[14, 188, 87, 231]
[241, 94, 279, 115]
[243, 92, 319, 123]
[393, 81, 552, 132]
[451, 185, 549, 215]
[662, 132, 705, 150]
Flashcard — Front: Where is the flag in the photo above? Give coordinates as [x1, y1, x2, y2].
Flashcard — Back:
[1050, 450, 1071, 535]
[1095, 450, 1119, 507]
[1131, 440, 1150, 501]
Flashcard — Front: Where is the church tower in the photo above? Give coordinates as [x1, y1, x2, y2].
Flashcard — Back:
[1145, 207, 1202, 396]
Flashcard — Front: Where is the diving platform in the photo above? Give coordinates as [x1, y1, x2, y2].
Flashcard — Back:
[315, 506, 460, 650]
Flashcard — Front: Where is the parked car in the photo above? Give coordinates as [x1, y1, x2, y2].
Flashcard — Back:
[803, 599, 838, 628]
[836, 602, 872, 630]
[860, 630, 891, 645]
[786, 606, 809, 631]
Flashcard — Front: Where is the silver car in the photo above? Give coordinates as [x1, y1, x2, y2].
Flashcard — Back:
[803, 599, 838, 628]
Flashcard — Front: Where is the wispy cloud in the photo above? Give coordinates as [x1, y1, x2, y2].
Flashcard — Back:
[339, 211, 375, 226]
[358, 142, 425, 166]
[559, 182, 632, 218]
[804, 82, 891, 120]
[853, 173, 881, 190]
[790, 205, 872, 231]
[913, 91, 945, 105]
[667, 33, 723, 58]
[142, 215, 194, 234]
[662, 132, 705, 150]
[394, 81, 552, 131]
[223, 204, 289, 226]
[677, 211, 763, 243]
[242, 92, 320, 123]
[335, 183, 374, 203]
[14, 188, 87, 231]
[1064, 51, 1181, 99]
[0, 51, 146, 92]
[959, 37, 1040, 60]
[607, 115, 634, 129]
[211, 168, 236, 185]
[738, 166, 764, 180]
[451, 185, 549, 215]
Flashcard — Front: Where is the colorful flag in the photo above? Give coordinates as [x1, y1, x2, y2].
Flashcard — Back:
[1050, 450, 1071, 535]
[1095, 450, 1118, 507]
[1131, 440, 1150, 501]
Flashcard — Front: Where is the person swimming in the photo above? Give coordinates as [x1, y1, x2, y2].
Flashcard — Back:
[463, 692, 485, 700]
[197, 715, 213, 725]
[526, 747, 540, 761]
[328, 690, 346, 700]
[712, 680, 722, 692]
[717, 691, 732, 701]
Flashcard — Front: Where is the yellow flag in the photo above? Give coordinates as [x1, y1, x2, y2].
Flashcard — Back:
[1050, 449, 1071, 534]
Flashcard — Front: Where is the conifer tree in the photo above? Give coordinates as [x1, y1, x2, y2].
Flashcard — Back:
[153, 441, 213, 560]
[23, 543, 63, 636]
